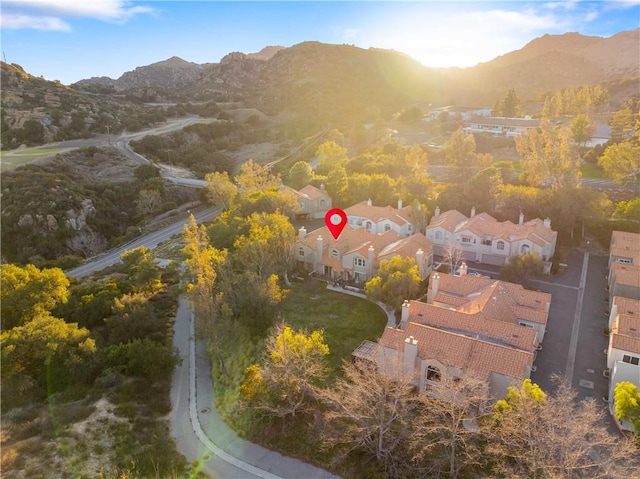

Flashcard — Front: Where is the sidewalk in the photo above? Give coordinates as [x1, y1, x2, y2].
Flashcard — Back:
[179, 297, 340, 479]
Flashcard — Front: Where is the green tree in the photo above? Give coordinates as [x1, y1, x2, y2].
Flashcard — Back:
[610, 107, 635, 141]
[324, 165, 349, 207]
[242, 323, 329, 418]
[287, 161, 314, 190]
[493, 89, 523, 117]
[365, 256, 422, 312]
[598, 141, 640, 192]
[315, 140, 348, 176]
[614, 381, 640, 432]
[1, 263, 70, 330]
[499, 252, 544, 287]
[570, 113, 595, 147]
[204, 171, 237, 208]
[120, 246, 161, 292]
[1, 312, 96, 392]
[444, 128, 478, 183]
[136, 189, 162, 223]
[613, 198, 640, 221]
[105, 338, 177, 382]
[516, 119, 581, 189]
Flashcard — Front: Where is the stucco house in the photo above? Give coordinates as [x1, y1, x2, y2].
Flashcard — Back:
[426, 207, 557, 268]
[353, 270, 550, 399]
[345, 199, 415, 236]
[295, 225, 433, 283]
[606, 296, 640, 432]
[608, 231, 640, 303]
[280, 184, 332, 219]
[463, 116, 540, 137]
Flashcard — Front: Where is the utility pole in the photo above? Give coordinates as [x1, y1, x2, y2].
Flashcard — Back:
[106, 124, 111, 145]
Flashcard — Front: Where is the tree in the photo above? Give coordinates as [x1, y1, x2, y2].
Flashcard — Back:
[324, 165, 349, 207]
[443, 240, 464, 275]
[241, 323, 329, 418]
[411, 372, 491, 479]
[499, 252, 544, 287]
[598, 141, 640, 192]
[136, 189, 162, 222]
[120, 246, 161, 292]
[321, 359, 418, 476]
[1, 263, 70, 330]
[405, 145, 429, 176]
[493, 89, 523, 117]
[315, 141, 348, 176]
[287, 161, 314, 190]
[365, 256, 422, 312]
[569, 113, 595, 148]
[610, 107, 635, 141]
[516, 119, 581, 189]
[234, 159, 280, 192]
[614, 381, 640, 432]
[493, 379, 637, 479]
[1, 312, 96, 393]
[613, 198, 640, 220]
[204, 171, 237, 208]
[463, 166, 503, 212]
[444, 128, 477, 183]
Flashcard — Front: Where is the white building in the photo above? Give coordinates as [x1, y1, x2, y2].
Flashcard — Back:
[345, 199, 415, 237]
[463, 116, 540, 137]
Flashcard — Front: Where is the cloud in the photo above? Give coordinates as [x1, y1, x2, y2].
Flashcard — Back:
[1, 12, 70, 31]
[2, 0, 155, 30]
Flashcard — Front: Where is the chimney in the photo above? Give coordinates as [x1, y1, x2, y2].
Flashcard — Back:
[416, 248, 424, 279]
[427, 273, 440, 304]
[398, 198, 403, 210]
[470, 206, 476, 218]
[544, 217, 551, 229]
[519, 212, 524, 225]
[316, 235, 324, 261]
[400, 300, 411, 329]
[368, 245, 375, 263]
[403, 336, 418, 373]
[320, 183, 325, 190]
[298, 226, 307, 239]
[434, 206, 440, 217]
[367, 198, 372, 206]
[459, 262, 468, 276]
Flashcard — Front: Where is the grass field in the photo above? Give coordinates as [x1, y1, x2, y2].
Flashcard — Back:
[281, 280, 388, 373]
[1, 147, 71, 171]
[580, 162, 607, 179]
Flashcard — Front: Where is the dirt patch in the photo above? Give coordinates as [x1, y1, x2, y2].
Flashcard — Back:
[226, 142, 282, 168]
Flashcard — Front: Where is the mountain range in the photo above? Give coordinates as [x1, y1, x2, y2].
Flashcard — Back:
[2, 29, 638, 148]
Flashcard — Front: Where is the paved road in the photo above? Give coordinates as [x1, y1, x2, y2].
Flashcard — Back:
[66, 207, 221, 278]
[170, 297, 341, 479]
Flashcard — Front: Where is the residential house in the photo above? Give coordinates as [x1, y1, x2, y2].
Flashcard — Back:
[345, 199, 415, 236]
[295, 225, 433, 283]
[280, 184, 332, 219]
[426, 207, 557, 269]
[608, 231, 640, 303]
[425, 270, 550, 343]
[353, 270, 549, 399]
[463, 116, 540, 137]
[606, 296, 640, 432]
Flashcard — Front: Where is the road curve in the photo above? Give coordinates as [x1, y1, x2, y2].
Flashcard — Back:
[66, 207, 221, 279]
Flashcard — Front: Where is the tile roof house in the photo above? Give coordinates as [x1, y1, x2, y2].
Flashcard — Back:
[345, 199, 415, 236]
[426, 207, 557, 268]
[353, 270, 549, 400]
[606, 296, 640, 433]
[280, 184, 332, 219]
[295, 225, 433, 283]
[608, 231, 640, 303]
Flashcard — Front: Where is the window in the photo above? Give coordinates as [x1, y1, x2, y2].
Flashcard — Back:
[461, 236, 471, 244]
[355, 257, 366, 267]
[623, 355, 640, 366]
[320, 199, 326, 206]
[384, 224, 391, 231]
[617, 258, 632, 264]
[435, 231, 443, 241]
[521, 244, 530, 254]
[497, 241, 505, 250]
[330, 249, 339, 258]
[298, 247, 304, 257]
[426, 365, 441, 382]
[365, 221, 373, 231]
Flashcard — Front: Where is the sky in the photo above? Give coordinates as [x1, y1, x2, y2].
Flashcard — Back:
[1, 0, 639, 85]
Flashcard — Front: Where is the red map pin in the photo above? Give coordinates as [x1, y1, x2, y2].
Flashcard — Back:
[325, 208, 347, 239]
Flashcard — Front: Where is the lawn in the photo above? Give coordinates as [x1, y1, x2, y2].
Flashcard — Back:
[580, 162, 607, 179]
[281, 280, 388, 373]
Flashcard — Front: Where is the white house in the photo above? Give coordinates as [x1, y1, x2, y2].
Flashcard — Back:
[608, 231, 640, 303]
[345, 199, 415, 236]
[463, 116, 540, 137]
[280, 184, 332, 219]
[426, 207, 557, 268]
